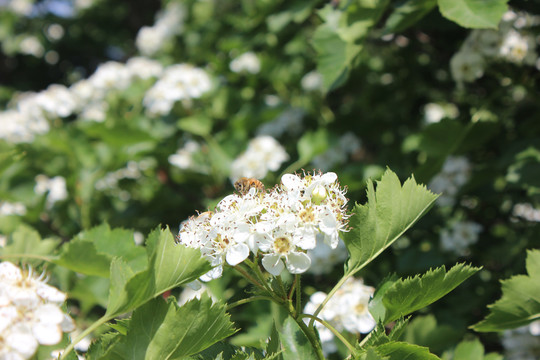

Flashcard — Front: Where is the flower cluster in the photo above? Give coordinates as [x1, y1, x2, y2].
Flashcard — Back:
[303, 277, 376, 355]
[440, 220, 483, 256]
[135, 2, 186, 56]
[229, 52, 261, 74]
[230, 136, 289, 182]
[0, 57, 211, 142]
[177, 172, 349, 279]
[512, 203, 540, 222]
[0, 261, 74, 359]
[429, 156, 471, 207]
[450, 9, 539, 84]
[0, 202, 27, 217]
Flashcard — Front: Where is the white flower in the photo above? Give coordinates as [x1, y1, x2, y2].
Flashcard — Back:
[0, 262, 74, 360]
[512, 203, 540, 222]
[178, 171, 349, 278]
[301, 71, 324, 91]
[19, 36, 44, 57]
[429, 156, 471, 207]
[230, 136, 289, 182]
[229, 52, 261, 74]
[89, 61, 132, 91]
[0, 202, 27, 217]
[499, 29, 535, 64]
[303, 278, 375, 355]
[34, 175, 68, 209]
[440, 220, 483, 256]
[450, 50, 485, 83]
[126, 57, 163, 80]
[307, 236, 348, 275]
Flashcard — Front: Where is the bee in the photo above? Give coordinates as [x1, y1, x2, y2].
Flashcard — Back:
[234, 177, 265, 195]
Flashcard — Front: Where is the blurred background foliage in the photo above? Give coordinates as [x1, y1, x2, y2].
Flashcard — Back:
[1, 0, 539, 358]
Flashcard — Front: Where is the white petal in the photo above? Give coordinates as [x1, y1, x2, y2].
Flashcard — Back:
[262, 254, 284, 276]
[60, 314, 75, 333]
[36, 283, 67, 303]
[0, 261, 23, 282]
[7, 325, 38, 358]
[35, 304, 64, 324]
[0, 306, 18, 333]
[200, 265, 223, 281]
[320, 172, 337, 185]
[285, 252, 311, 274]
[233, 223, 251, 243]
[33, 322, 62, 345]
[226, 243, 250, 266]
[295, 227, 317, 250]
[281, 174, 301, 190]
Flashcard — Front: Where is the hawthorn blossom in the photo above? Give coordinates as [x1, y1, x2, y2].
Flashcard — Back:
[429, 156, 471, 207]
[0, 262, 74, 359]
[177, 171, 349, 278]
[229, 52, 261, 74]
[440, 220, 483, 256]
[303, 277, 376, 355]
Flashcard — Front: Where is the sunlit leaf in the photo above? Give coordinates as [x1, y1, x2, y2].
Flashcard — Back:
[437, 0, 508, 29]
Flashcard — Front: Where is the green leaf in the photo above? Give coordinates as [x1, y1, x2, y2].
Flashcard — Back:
[384, 0, 437, 33]
[0, 224, 58, 266]
[343, 169, 438, 276]
[453, 338, 484, 360]
[54, 224, 147, 277]
[437, 0, 508, 29]
[373, 341, 441, 359]
[108, 295, 236, 359]
[355, 348, 389, 360]
[105, 226, 212, 318]
[402, 315, 462, 354]
[277, 316, 318, 360]
[472, 249, 540, 332]
[371, 264, 480, 324]
[69, 276, 110, 314]
[178, 116, 213, 136]
[266, 322, 282, 358]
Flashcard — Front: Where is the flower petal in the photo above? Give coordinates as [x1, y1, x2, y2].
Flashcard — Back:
[285, 252, 311, 274]
[226, 243, 250, 266]
[262, 254, 284, 276]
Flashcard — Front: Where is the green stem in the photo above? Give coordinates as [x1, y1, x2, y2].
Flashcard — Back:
[301, 314, 357, 354]
[226, 295, 278, 310]
[288, 276, 296, 300]
[233, 264, 268, 293]
[60, 314, 111, 360]
[292, 310, 326, 360]
[295, 274, 301, 314]
[245, 258, 272, 293]
[309, 273, 351, 328]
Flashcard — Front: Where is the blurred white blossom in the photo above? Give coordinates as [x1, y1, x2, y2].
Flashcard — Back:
[312, 132, 361, 171]
[512, 203, 540, 222]
[304, 277, 375, 355]
[440, 220, 483, 256]
[229, 52, 261, 74]
[136, 2, 186, 56]
[256, 108, 304, 138]
[301, 71, 323, 91]
[502, 320, 540, 360]
[429, 156, 471, 207]
[19, 35, 44, 57]
[0, 202, 27, 216]
[34, 175, 68, 209]
[230, 136, 289, 182]
[0, 261, 75, 359]
[306, 236, 348, 275]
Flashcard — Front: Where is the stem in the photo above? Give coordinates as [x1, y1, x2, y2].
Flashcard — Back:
[275, 275, 289, 299]
[245, 258, 273, 293]
[288, 276, 296, 300]
[60, 314, 110, 360]
[301, 314, 357, 354]
[293, 312, 326, 360]
[226, 295, 278, 310]
[233, 264, 268, 293]
[309, 273, 351, 328]
[295, 274, 301, 314]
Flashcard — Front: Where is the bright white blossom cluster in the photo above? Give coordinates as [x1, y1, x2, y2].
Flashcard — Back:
[0, 57, 211, 142]
[429, 156, 471, 207]
[229, 52, 261, 74]
[0, 261, 75, 359]
[143, 64, 212, 116]
[168, 140, 210, 174]
[178, 172, 349, 279]
[303, 277, 376, 355]
[301, 71, 324, 92]
[135, 2, 186, 56]
[230, 136, 289, 182]
[512, 203, 540, 222]
[34, 175, 68, 209]
[502, 320, 540, 360]
[440, 220, 483, 256]
[450, 10, 540, 84]
[0, 202, 27, 217]
[311, 132, 362, 172]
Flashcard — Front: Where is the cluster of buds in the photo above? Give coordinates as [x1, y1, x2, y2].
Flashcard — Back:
[177, 171, 350, 279]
